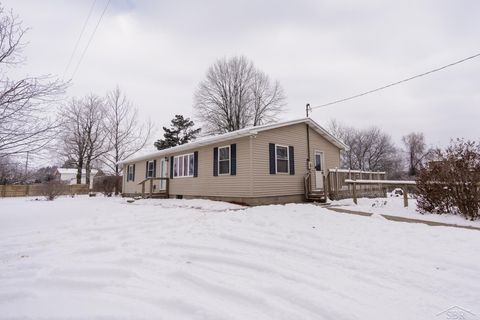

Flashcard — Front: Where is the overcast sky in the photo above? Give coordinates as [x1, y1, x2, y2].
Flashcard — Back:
[5, 0, 480, 155]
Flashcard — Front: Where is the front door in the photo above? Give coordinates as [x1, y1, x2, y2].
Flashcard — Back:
[314, 151, 324, 190]
[159, 159, 167, 190]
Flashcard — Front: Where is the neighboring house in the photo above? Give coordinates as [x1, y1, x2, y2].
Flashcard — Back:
[120, 118, 347, 205]
[55, 168, 99, 189]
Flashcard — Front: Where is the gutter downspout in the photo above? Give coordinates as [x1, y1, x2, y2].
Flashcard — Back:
[306, 123, 311, 170]
[306, 123, 311, 200]
[249, 135, 254, 197]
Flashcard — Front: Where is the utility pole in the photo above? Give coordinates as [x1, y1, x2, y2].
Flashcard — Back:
[305, 103, 312, 117]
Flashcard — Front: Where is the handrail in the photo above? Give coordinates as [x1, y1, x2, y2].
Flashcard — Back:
[138, 177, 169, 198]
[344, 179, 416, 185]
[137, 177, 169, 185]
[329, 168, 387, 174]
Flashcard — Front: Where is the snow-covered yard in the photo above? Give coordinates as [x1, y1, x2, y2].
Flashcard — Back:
[1, 196, 479, 320]
[331, 197, 480, 228]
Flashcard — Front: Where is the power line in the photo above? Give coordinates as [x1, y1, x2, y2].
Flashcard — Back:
[311, 52, 480, 110]
[70, 0, 111, 80]
[62, 0, 98, 80]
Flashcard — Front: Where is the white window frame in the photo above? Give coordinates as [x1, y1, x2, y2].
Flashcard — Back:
[275, 144, 289, 174]
[147, 160, 155, 178]
[127, 164, 134, 181]
[218, 145, 230, 175]
[173, 153, 194, 178]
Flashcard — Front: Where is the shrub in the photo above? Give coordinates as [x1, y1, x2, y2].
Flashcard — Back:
[416, 139, 480, 220]
[93, 175, 118, 196]
[40, 180, 66, 201]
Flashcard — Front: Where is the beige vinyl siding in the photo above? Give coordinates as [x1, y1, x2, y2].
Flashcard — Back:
[168, 138, 251, 197]
[308, 125, 341, 190]
[251, 123, 308, 196]
[122, 122, 341, 198]
[250, 123, 341, 197]
[123, 137, 252, 197]
[308, 126, 341, 170]
[123, 162, 146, 194]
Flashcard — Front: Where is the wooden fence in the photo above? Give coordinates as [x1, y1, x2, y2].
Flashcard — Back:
[0, 184, 89, 198]
[327, 169, 387, 200]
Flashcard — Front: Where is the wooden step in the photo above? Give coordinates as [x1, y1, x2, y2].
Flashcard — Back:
[143, 193, 168, 199]
[307, 192, 327, 203]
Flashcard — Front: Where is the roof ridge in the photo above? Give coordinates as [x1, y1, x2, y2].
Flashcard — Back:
[119, 118, 345, 165]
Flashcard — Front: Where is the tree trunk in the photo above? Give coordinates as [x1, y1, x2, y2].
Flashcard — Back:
[85, 160, 91, 189]
[114, 163, 120, 195]
[76, 159, 83, 184]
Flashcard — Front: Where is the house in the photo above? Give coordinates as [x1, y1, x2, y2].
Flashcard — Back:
[55, 168, 99, 189]
[119, 118, 347, 205]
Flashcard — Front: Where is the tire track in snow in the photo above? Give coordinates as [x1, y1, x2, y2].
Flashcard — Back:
[168, 270, 274, 319]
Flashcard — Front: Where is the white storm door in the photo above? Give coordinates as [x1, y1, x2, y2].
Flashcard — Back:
[314, 151, 324, 190]
[159, 159, 167, 190]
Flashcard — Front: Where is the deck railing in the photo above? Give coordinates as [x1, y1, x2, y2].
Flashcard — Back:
[327, 169, 387, 200]
[138, 177, 169, 198]
[344, 179, 416, 206]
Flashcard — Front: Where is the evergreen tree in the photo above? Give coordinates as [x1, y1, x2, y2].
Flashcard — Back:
[154, 115, 201, 150]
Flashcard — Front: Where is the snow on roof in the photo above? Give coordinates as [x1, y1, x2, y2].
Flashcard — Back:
[57, 168, 98, 175]
[119, 118, 347, 165]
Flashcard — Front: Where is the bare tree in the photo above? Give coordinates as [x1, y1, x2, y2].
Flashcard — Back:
[402, 132, 432, 176]
[0, 5, 66, 159]
[0, 155, 23, 184]
[59, 98, 88, 184]
[328, 120, 402, 174]
[194, 56, 285, 134]
[103, 86, 152, 193]
[82, 95, 108, 186]
[59, 95, 107, 186]
[250, 70, 285, 126]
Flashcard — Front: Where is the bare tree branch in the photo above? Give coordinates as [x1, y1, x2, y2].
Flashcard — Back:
[402, 132, 433, 176]
[328, 120, 402, 175]
[102, 86, 153, 193]
[194, 56, 286, 134]
[0, 5, 67, 160]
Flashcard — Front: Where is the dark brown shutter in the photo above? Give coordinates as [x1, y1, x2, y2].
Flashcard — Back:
[289, 146, 295, 175]
[269, 143, 276, 174]
[230, 144, 236, 176]
[170, 156, 174, 178]
[145, 161, 148, 178]
[132, 164, 135, 181]
[194, 151, 198, 177]
[153, 160, 157, 177]
[213, 147, 218, 176]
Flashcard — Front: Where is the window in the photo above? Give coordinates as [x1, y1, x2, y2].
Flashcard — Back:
[147, 160, 155, 178]
[188, 154, 194, 176]
[218, 146, 230, 175]
[127, 165, 134, 181]
[183, 155, 188, 176]
[275, 145, 289, 173]
[315, 152, 323, 171]
[179, 156, 183, 176]
[173, 153, 194, 178]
